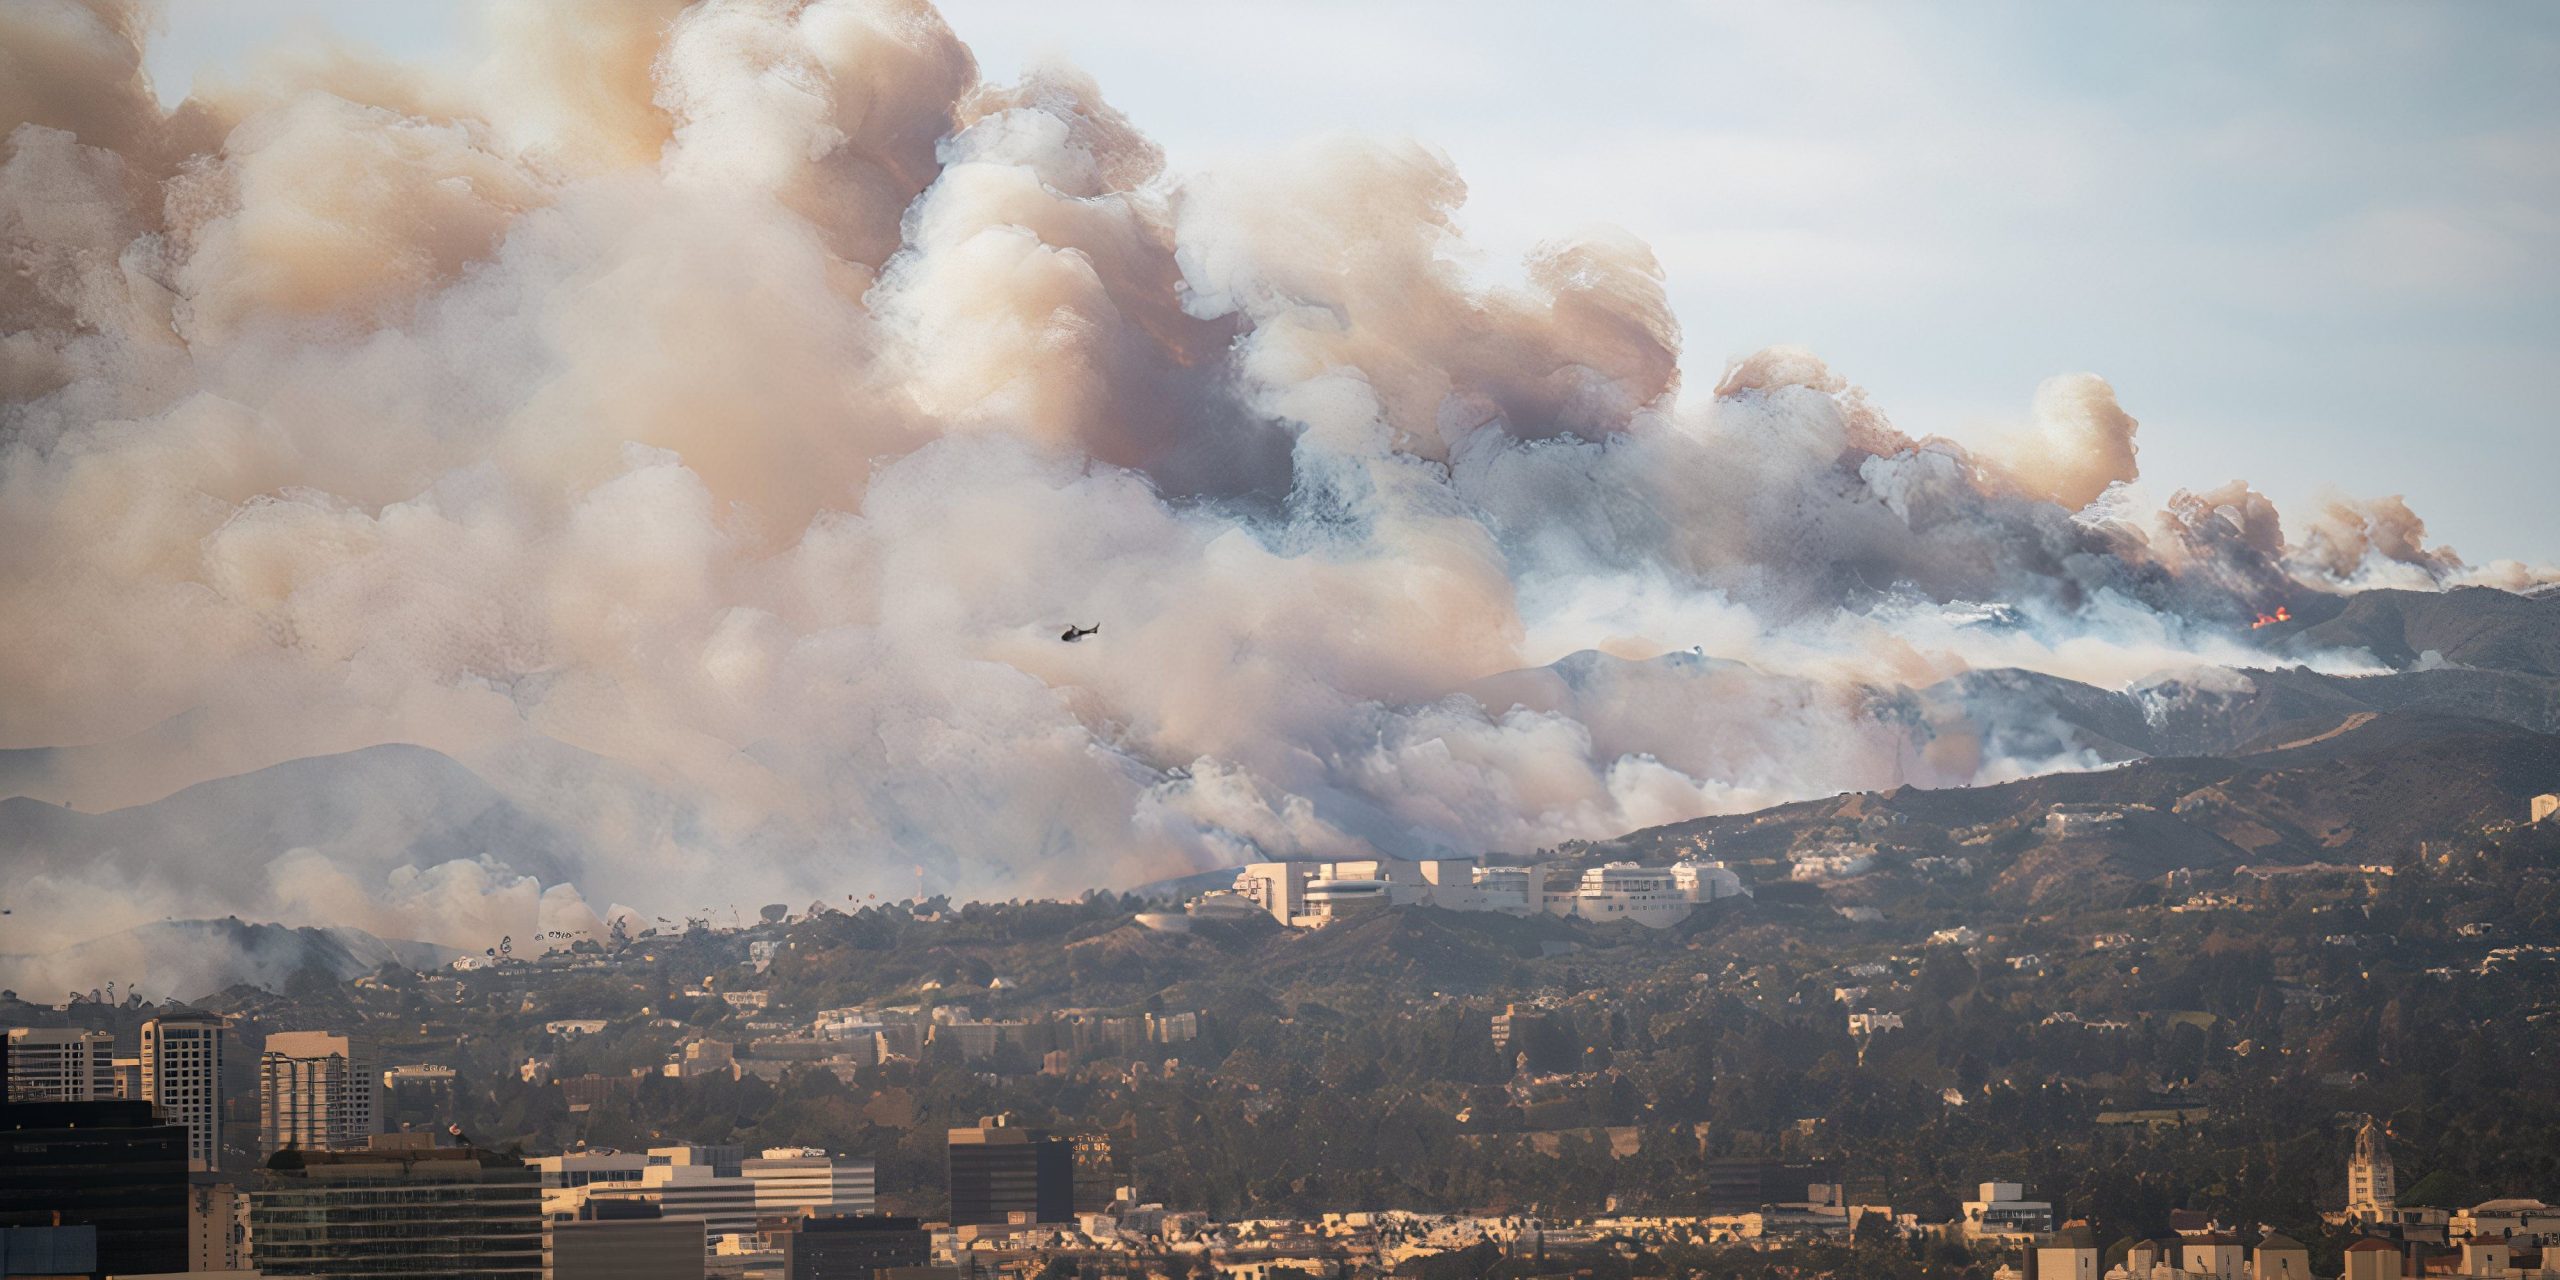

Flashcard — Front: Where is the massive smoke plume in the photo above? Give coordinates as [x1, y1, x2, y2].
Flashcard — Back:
[0, 0, 2543, 992]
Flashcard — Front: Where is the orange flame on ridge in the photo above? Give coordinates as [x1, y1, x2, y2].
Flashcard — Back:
[2250, 606, 2291, 630]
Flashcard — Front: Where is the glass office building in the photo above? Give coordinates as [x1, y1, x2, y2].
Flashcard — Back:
[0, 1098, 190, 1275]
[946, 1120, 1073, 1227]
[251, 1134, 542, 1278]
[783, 1214, 930, 1280]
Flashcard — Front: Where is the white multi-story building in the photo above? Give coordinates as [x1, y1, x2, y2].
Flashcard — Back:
[2037, 1226, 2101, 1280]
[1233, 856, 1746, 929]
[1960, 1182, 2054, 1239]
[1560, 864, 1693, 926]
[745, 1148, 876, 1220]
[4, 1027, 115, 1101]
[563, 1148, 876, 1248]
[258, 1031, 383, 1155]
[1231, 858, 1485, 927]
[1674, 861, 1747, 902]
[142, 1013, 227, 1172]
[585, 1164, 761, 1239]
[1469, 865, 1549, 915]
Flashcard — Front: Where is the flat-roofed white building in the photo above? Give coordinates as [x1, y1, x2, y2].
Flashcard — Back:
[1961, 1182, 2053, 1239]
[1554, 863, 1692, 928]
[1674, 860, 1747, 902]
[746, 1148, 875, 1219]
[568, 1150, 875, 1248]
[1235, 855, 1743, 928]
[1471, 865, 1551, 915]
[5, 1027, 115, 1101]
[1233, 858, 1484, 927]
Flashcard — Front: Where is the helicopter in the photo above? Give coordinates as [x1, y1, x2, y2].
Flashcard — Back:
[1059, 623, 1099, 643]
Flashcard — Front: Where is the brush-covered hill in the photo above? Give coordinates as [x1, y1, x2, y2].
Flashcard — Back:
[1600, 710, 2560, 912]
[0, 918, 461, 1005]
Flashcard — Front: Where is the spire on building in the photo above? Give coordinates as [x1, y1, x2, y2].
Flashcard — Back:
[2348, 1114, 2397, 1219]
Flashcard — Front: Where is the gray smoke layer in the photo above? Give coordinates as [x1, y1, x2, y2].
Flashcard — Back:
[0, 0, 2544, 991]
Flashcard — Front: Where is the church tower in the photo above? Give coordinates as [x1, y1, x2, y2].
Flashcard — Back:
[2348, 1115, 2396, 1221]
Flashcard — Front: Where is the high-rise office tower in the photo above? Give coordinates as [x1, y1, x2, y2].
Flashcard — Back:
[4, 1027, 115, 1101]
[251, 1134, 542, 1278]
[259, 1031, 383, 1154]
[0, 1095, 189, 1275]
[140, 1014, 228, 1172]
[946, 1118, 1073, 1227]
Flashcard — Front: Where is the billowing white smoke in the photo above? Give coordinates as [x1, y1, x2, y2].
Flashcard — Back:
[0, 0, 2540, 987]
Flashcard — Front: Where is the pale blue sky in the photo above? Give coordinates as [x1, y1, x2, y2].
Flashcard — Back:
[142, 1, 2560, 564]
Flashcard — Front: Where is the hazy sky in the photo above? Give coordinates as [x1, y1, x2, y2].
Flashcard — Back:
[142, 1, 2560, 563]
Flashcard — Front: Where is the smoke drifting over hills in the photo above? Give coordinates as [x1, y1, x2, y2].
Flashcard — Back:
[0, 0, 2546, 985]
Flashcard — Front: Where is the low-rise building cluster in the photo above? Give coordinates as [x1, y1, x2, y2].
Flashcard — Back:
[1224, 856, 1746, 930]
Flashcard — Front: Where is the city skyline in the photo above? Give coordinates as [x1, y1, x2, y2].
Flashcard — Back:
[5, 7, 2560, 1277]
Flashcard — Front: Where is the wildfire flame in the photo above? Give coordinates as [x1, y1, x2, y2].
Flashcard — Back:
[2250, 605, 2291, 630]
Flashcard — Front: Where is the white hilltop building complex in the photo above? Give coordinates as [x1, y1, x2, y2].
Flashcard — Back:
[1222, 856, 1747, 929]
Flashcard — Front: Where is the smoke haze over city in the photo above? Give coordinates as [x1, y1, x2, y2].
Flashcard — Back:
[0, 0, 2551, 993]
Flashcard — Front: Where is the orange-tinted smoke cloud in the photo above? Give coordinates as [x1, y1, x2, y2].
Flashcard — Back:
[0, 0, 2537, 989]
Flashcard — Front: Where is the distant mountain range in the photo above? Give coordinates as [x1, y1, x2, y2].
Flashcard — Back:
[1604, 708, 2560, 912]
[0, 744, 579, 998]
[4, 585, 2556, 997]
[0, 742, 581, 897]
[1167, 586, 2560, 913]
[1919, 587, 2560, 762]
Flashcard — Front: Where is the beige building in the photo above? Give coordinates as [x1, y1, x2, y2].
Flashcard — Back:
[2344, 1239, 2403, 1280]
[547, 1204, 705, 1280]
[2034, 1226, 2099, 1280]
[190, 1180, 250, 1271]
[2348, 1115, 2398, 1223]
[2459, 1241, 2510, 1277]
[2451, 1199, 2560, 1242]
[4, 1026, 115, 1101]
[2252, 1233, 2311, 1280]
[2180, 1233, 2248, 1280]
[259, 1030, 384, 1155]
